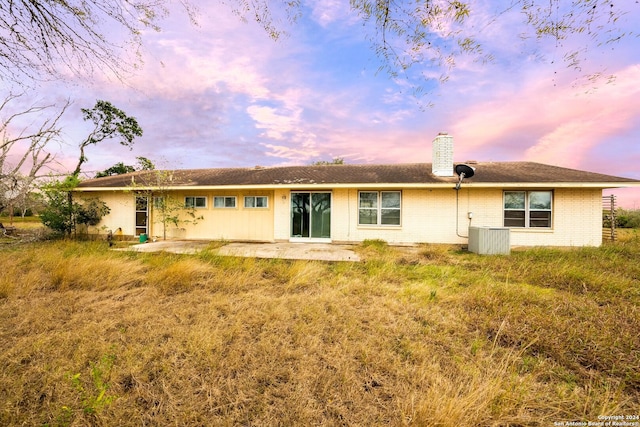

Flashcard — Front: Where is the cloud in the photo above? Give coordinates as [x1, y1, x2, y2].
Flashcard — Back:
[15, 0, 640, 214]
[450, 64, 640, 168]
[128, 28, 273, 101]
[261, 142, 319, 163]
[247, 104, 302, 140]
[306, 0, 357, 27]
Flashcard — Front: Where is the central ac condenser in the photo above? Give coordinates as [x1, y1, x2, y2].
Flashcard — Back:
[468, 226, 510, 255]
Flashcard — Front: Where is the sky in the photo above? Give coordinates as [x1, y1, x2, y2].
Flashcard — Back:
[7, 0, 640, 208]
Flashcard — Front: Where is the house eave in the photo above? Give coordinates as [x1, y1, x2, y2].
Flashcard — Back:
[73, 181, 640, 192]
[462, 182, 640, 189]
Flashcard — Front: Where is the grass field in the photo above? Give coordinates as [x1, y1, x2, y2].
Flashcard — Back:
[0, 230, 638, 426]
[0, 215, 43, 224]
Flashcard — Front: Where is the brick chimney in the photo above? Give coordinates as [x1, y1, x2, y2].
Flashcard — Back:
[432, 132, 454, 177]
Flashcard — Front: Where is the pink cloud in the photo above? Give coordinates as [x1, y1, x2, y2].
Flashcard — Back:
[605, 188, 640, 210]
[451, 65, 640, 168]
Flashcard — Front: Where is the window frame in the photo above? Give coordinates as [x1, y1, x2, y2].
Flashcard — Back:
[244, 196, 268, 209]
[503, 190, 553, 228]
[213, 196, 237, 208]
[185, 196, 207, 209]
[153, 196, 165, 209]
[358, 190, 402, 226]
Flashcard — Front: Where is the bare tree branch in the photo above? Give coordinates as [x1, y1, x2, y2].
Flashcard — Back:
[0, 93, 69, 213]
[0, 0, 197, 86]
[236, 0, 636, 93]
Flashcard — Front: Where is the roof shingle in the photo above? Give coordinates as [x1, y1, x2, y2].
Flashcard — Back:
[76, 162, 639, 189]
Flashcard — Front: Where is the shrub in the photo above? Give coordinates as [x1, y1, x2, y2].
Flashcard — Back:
[616, 208, 640, 228]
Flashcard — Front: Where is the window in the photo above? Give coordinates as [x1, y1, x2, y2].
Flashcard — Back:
[153, 196, 165, 209]
[244, 196, 268, 208]
[185, 196, 207, 208]
[358, 191, 401, 226]
[504, 191, 552, 228]
[214, 196, 237, 208]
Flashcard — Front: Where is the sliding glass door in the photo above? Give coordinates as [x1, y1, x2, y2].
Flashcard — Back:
[291, 192, 331, 240]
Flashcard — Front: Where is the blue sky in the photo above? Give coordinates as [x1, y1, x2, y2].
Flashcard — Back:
[11, 1, 640, 207]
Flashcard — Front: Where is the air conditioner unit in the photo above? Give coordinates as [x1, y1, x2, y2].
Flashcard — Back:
[468, 227, 510, 255]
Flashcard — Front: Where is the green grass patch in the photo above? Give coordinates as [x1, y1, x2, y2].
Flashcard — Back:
[0, 215, 42, 223]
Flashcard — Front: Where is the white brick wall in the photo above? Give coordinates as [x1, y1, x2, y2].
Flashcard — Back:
[85, 187, 604, 247]
[331, 187, 603, 246]
[332, 188, 482, 245]
[507, 188, 602, 247]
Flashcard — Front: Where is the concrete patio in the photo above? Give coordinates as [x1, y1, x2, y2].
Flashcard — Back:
[116, 240, 361, 262]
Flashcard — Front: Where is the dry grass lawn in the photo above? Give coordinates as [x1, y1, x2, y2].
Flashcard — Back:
[0, 231, 639, 426]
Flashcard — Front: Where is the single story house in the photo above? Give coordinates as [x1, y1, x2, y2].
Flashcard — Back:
[75, 134, 640, 247]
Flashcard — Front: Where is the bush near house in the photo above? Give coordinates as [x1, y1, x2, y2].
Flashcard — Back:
[0, 235, 638, 426]
[617, 208, 640, 228]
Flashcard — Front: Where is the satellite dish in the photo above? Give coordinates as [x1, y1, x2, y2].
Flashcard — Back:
[455, 164, 475, 178]
[454, 164, 476, 190]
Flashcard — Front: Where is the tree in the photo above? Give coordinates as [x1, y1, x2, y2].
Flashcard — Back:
[311, 157, 345, 166]
[135, 157, 156, 172]
[39, 179, 78, 236]
[11, 190, 43, 218]
[129, 169, 202, 240]
[95, 163, 136, 178]
[74, 100, 143, 177]
[39, 176, 110, 236]
[68, 100, 142, 233]
[616, 209, 640, 229]
[1, 1, 633, 91]
[95, 157, 155, 178]
[0, 0, 196, 86]
[40, 100, 142, 237]
[0, 93, 69, 223]
[151, 193, 202, 241]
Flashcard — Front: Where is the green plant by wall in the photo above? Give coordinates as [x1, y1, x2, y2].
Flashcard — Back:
[127, 169, 204, 240]
[39, 176, 110, 237]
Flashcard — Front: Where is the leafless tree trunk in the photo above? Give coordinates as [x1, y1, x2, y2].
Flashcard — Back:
[0, 93, 69, 223]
